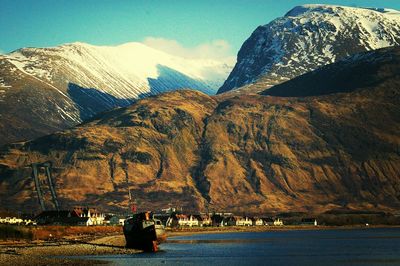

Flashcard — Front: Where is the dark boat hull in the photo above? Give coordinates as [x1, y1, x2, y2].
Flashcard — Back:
[123, 212, 160, 252]
[124, 224, 157, 251]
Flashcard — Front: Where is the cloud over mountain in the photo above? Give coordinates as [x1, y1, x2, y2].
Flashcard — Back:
[142, 37, 236, 65]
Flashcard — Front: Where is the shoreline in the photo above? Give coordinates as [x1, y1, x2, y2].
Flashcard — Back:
[0, 234, 137, 265]
[1, 225, 399, 265]
[166, 224, 400, 237]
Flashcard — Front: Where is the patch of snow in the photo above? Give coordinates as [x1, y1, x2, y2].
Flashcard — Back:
[6, 41, 233, 102]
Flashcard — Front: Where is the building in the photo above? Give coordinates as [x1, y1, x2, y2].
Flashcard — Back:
[177, 214, 200, 227]
[200, 215, 212, 227]
[254, 218, 264, 226]
[274, 218, 284, 226]
[0, 214, 24, 225]
[253, 217, 275, 226]
[221, 216, 253, 226]
[73, 207, 105, 225]
[166, 213, 201, 227]
[236, 216, 253, 226]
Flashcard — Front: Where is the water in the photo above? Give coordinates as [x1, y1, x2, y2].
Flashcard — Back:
[80, 228, 400, 265]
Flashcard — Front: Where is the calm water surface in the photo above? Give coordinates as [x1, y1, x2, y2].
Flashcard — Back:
[82, 228, 400, 265]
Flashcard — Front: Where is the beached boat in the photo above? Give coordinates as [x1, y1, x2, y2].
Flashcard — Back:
[123, 211, 166, 252]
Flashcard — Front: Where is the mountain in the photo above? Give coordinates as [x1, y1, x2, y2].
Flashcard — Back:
[218, 4, 400, 94]
[262, 46, 400, 97]
[0, 42, 232, 146]
[1, 46, 399, 214]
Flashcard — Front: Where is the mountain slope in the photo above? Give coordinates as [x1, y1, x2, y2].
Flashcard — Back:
[0, 47, 399, 214]
[0, 42, 231, 146]
[262, 46, 400, 97]
[218, 4, 400, 94]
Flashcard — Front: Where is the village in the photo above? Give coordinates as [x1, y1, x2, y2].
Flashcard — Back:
[0, 207, 318, 228]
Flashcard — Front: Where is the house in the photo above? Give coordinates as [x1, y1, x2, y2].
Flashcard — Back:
[200, 215, 212, 227]
[0, 217, 24, 225]
[235, 216, 253, 226]
[254, 218, 264, 226]
[177, 214, 200, 227]
[0, 213, 36, 225]
[274, 218, 284, 226]
[221, 216, 253, 226]
[301, 218, 318, 226]
[0, 212, 23, 225]
[73, 207, 105, 225]
[166, 213, 201, 227]
[253, 217, 275, 226]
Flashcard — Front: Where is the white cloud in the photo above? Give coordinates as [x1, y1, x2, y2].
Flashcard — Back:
[142, 37, 236, 65]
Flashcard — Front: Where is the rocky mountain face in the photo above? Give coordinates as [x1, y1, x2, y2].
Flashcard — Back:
[0, 42, 231, 146]
[218, 4, 400, 94]
[0, 47, 399, 214]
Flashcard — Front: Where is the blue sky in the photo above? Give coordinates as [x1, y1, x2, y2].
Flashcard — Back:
[1, 0, 400, 59]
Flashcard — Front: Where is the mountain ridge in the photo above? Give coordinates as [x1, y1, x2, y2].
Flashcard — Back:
[0, 41, 232, 146]
[218, 4, 400, 94]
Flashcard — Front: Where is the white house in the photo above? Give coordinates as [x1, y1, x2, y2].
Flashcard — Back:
[274, 218, 284, 226]
[0, 214, 23, 225]
[176, 214, 200, 227]
[236, 216, 253, 226]
[119, 218, 126, 225]
[254, 218, 264, 226]
[73, 207, 105, 225]
[200, 215, 212, 227]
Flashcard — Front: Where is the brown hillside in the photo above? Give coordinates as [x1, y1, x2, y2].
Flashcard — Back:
[0, 48, 400, 214]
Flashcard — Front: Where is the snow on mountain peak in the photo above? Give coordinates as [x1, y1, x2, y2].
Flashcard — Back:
[285, 4, 400, 17]
[5, 41, 233, 100]
[284, 4, 336, 17]
[218, 4, 400, 94]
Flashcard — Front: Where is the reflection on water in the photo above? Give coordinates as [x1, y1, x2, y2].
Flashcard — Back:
[79, 228, 400, 266]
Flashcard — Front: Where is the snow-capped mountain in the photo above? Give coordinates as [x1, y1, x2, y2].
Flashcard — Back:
[218, 4, 400, 94]
[0, 42, 232, 145]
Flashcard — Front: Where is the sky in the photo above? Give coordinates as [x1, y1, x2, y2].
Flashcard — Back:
[1, 0, 400, 62]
